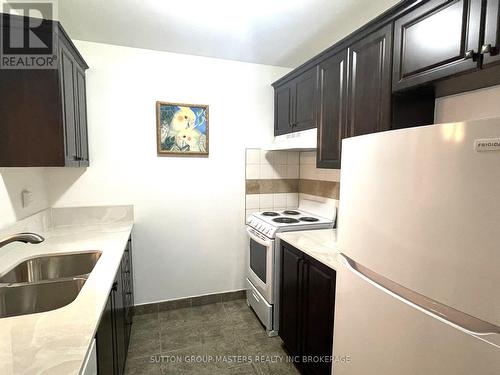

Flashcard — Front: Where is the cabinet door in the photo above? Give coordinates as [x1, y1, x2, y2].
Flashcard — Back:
[347, 24, 392, 137]
[279, 243, 303, 356]
[275, 84, 292, 135]
[113, 271, 126, 375]
[393, 0, 482, 91]
[317, 50, 348, 169]
[96, 292, 115, 375]
[59, 43, 80, 166]
[122, 238, 134, 351]
[301, 257, 336, 375]
[482, 0, 500, 67]
[292, 68, 318, 132]
[75, 65, 89, 166]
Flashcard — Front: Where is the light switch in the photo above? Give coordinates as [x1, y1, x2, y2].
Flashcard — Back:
[21, 189, 33, 208]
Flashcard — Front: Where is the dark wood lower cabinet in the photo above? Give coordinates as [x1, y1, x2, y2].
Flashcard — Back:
[96, 236, 134, 375]
[96, 294, 115, 375]
[301, 257, 336, 375]
[280, 241, 336, 375]
[280, 244, 303, 356]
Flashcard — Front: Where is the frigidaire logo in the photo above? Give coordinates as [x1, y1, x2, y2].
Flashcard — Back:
[0, 1, 58, 69]
[474, 138, 500, 152]
[478, 142, 500, 147]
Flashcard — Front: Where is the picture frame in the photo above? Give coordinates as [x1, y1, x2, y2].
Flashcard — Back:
[156, 101, 209, 156]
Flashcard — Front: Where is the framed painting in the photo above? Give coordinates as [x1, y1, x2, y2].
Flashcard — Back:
[156, 101, 209, 156]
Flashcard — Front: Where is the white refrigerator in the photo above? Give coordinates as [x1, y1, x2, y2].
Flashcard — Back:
[333, 118, 500, 374]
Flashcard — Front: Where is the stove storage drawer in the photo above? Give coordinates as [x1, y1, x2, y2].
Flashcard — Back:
[247, 278, 273, 331]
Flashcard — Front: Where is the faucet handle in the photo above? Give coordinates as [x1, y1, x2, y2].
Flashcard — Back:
[0, 233, 45, 248]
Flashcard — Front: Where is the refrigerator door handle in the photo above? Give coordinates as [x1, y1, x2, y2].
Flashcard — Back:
[340, 253, 500, 337]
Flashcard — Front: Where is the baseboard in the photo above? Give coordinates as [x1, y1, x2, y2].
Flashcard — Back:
[133, 289, 246, 315]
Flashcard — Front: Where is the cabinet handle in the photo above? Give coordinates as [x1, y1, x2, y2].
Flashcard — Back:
[481, 44, 493, 55]
[464, 50, 476, 60]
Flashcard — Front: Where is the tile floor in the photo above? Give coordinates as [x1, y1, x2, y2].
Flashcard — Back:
[125, 299, 301, 374]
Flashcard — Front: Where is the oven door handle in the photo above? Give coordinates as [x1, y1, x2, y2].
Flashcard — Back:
[246, 227, 273, 247]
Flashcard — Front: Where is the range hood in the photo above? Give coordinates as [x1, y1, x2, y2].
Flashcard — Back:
[264, 128, 317, 151]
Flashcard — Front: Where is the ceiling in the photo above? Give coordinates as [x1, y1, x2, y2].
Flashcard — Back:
[58, 0, 399, 68]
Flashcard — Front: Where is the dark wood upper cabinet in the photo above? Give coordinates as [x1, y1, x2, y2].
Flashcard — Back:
[273, 67, 318, 135]
[292, 67, 318, 132]
[316, 50, 348, 169]
[272, 0, 500, 165]
[280, 241, 336, 375]
[0, 14, 89, 167]
[347, 24, 393, 137]
[76, 65, 90, 166]
[275, 84, 293, 135]
[393, 0, 482, 91]
[482, 0, 500, 67]
[59, 41, 80, 167]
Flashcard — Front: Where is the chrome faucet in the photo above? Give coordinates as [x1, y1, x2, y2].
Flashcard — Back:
[0, 233, 45, 248]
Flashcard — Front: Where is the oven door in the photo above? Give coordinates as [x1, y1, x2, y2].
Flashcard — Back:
[246, 227, 275, 304]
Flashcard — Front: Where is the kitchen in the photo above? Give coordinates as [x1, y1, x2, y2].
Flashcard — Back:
[0, 0, 499, 374]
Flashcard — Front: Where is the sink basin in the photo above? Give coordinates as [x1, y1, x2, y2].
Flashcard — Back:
[0, 251, 102, 284]
[0, 278, 86, 318]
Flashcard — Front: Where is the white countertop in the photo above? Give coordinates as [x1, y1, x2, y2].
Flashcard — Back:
[277, 229, 341, 270]
[0, 206, 133, 375]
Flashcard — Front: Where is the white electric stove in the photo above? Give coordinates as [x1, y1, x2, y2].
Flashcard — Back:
[246, 202, 336, 336]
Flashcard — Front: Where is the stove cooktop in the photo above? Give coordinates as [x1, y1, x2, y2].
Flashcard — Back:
[272, 217, 300, 224]
[299, 217, 319, 222]
[253, 209, 333, 228]
[247, 209, 334, 238]
[261, 211, 280, 217]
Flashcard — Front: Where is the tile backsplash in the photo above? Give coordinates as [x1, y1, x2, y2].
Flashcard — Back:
[246, 149, 299, 180]
[246, 148, 300, 216]
[245, 149, 300, 218]
[245, 149, 341, 220]
[299, 151, 340, 182]
[299, 151, 340, 199]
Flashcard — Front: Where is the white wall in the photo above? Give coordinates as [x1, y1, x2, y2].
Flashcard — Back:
[46, 41, 290, 304]
[435, 85, 500, 123]
[0, 169, 50, 229]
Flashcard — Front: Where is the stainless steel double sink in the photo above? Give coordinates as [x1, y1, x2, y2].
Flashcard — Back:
[0, 251, 101, 318]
